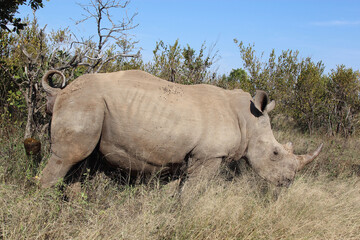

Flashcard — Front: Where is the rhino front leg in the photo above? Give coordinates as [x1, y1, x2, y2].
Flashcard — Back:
[187, 157, 223, 179]
[180, 157, 223, 194]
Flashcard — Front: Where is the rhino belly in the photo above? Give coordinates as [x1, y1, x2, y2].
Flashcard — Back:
[99, 139, 184, 174]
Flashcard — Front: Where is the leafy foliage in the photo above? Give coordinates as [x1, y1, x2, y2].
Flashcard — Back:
[217, 68, 252, 91]
[2, 16, 52, 139]
[234, 40, 360, 136]
[146, 39, 216, 84]
[327, 66, 360, 136]
[0, 0, 44, 33]
[291, 59, 327, 134]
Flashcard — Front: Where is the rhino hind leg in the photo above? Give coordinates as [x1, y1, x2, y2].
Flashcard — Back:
[39, 134, 102, 188]
[40, 110, 103, 188]
[39, 154, 75, 188]
[40, 137, 102, 188]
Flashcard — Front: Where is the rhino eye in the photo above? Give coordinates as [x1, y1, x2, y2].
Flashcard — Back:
[270, 149, 280, 161]
[273, 150, 279, 156]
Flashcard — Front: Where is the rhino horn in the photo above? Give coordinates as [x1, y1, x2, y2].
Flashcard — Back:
[284, 142, 294, 153]
[296, 143, 323, 171]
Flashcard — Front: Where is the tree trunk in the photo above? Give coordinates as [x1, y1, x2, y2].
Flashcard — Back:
[24, 98, 35, 139]
[24, 82, 36, 139]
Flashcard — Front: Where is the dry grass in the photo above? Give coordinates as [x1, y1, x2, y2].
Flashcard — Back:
[1, 122, 360, 239]
[1, 174, 360, 239]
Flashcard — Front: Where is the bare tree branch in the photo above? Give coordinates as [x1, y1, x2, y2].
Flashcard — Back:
[72, 0, 138, 73]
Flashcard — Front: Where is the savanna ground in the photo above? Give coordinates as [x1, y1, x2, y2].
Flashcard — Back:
[1, 120, 360, 240]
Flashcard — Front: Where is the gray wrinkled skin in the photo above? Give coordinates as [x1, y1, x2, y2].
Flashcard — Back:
[40, 70, 322, 188]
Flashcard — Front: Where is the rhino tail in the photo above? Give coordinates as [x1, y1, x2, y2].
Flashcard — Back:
[42, 70, 66, 95]
[42, 70, 66, 114]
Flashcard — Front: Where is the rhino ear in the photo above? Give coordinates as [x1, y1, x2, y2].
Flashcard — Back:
[265, 100, 275, 113]
[254, 90, 269, 112]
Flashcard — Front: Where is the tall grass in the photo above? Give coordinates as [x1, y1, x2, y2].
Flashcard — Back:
[1, 174, 359, 239]
[1, 120, 360, 239]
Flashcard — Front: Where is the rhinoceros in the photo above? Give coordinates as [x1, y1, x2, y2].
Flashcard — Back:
[39, 69, 322, 188]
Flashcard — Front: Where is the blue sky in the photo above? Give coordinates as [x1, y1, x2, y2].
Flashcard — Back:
[18, 0, 360, 75]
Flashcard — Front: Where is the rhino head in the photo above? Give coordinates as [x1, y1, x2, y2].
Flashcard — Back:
[244, 91, 323, 187]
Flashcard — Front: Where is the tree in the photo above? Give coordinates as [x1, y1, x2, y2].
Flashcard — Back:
[182, 42, 214, 84]
[269, 49, 300, 109]
[0, 0, 44, 32]
[147, 40, 182, 82]
[1, 16, 54, 139]
[146, 39, 217, 84]
[292, 59, 327, 134]
[327, 65, 360, 136]
[71, 0, 140, 74]
[234, 39, 301, 101]
[234, 39, 267, 94]
[217, 68, 252, 91]
[113, 37, 143, 71]
[0, 29, 18, 115]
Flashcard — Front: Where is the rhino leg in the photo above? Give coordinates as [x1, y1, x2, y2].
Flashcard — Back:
[40, 137, 101, 188]
[39, 153, 69, 188]
[180, 157, 223, 194]
[187, 157, 223, 179]
[40, 107, 103, 188]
